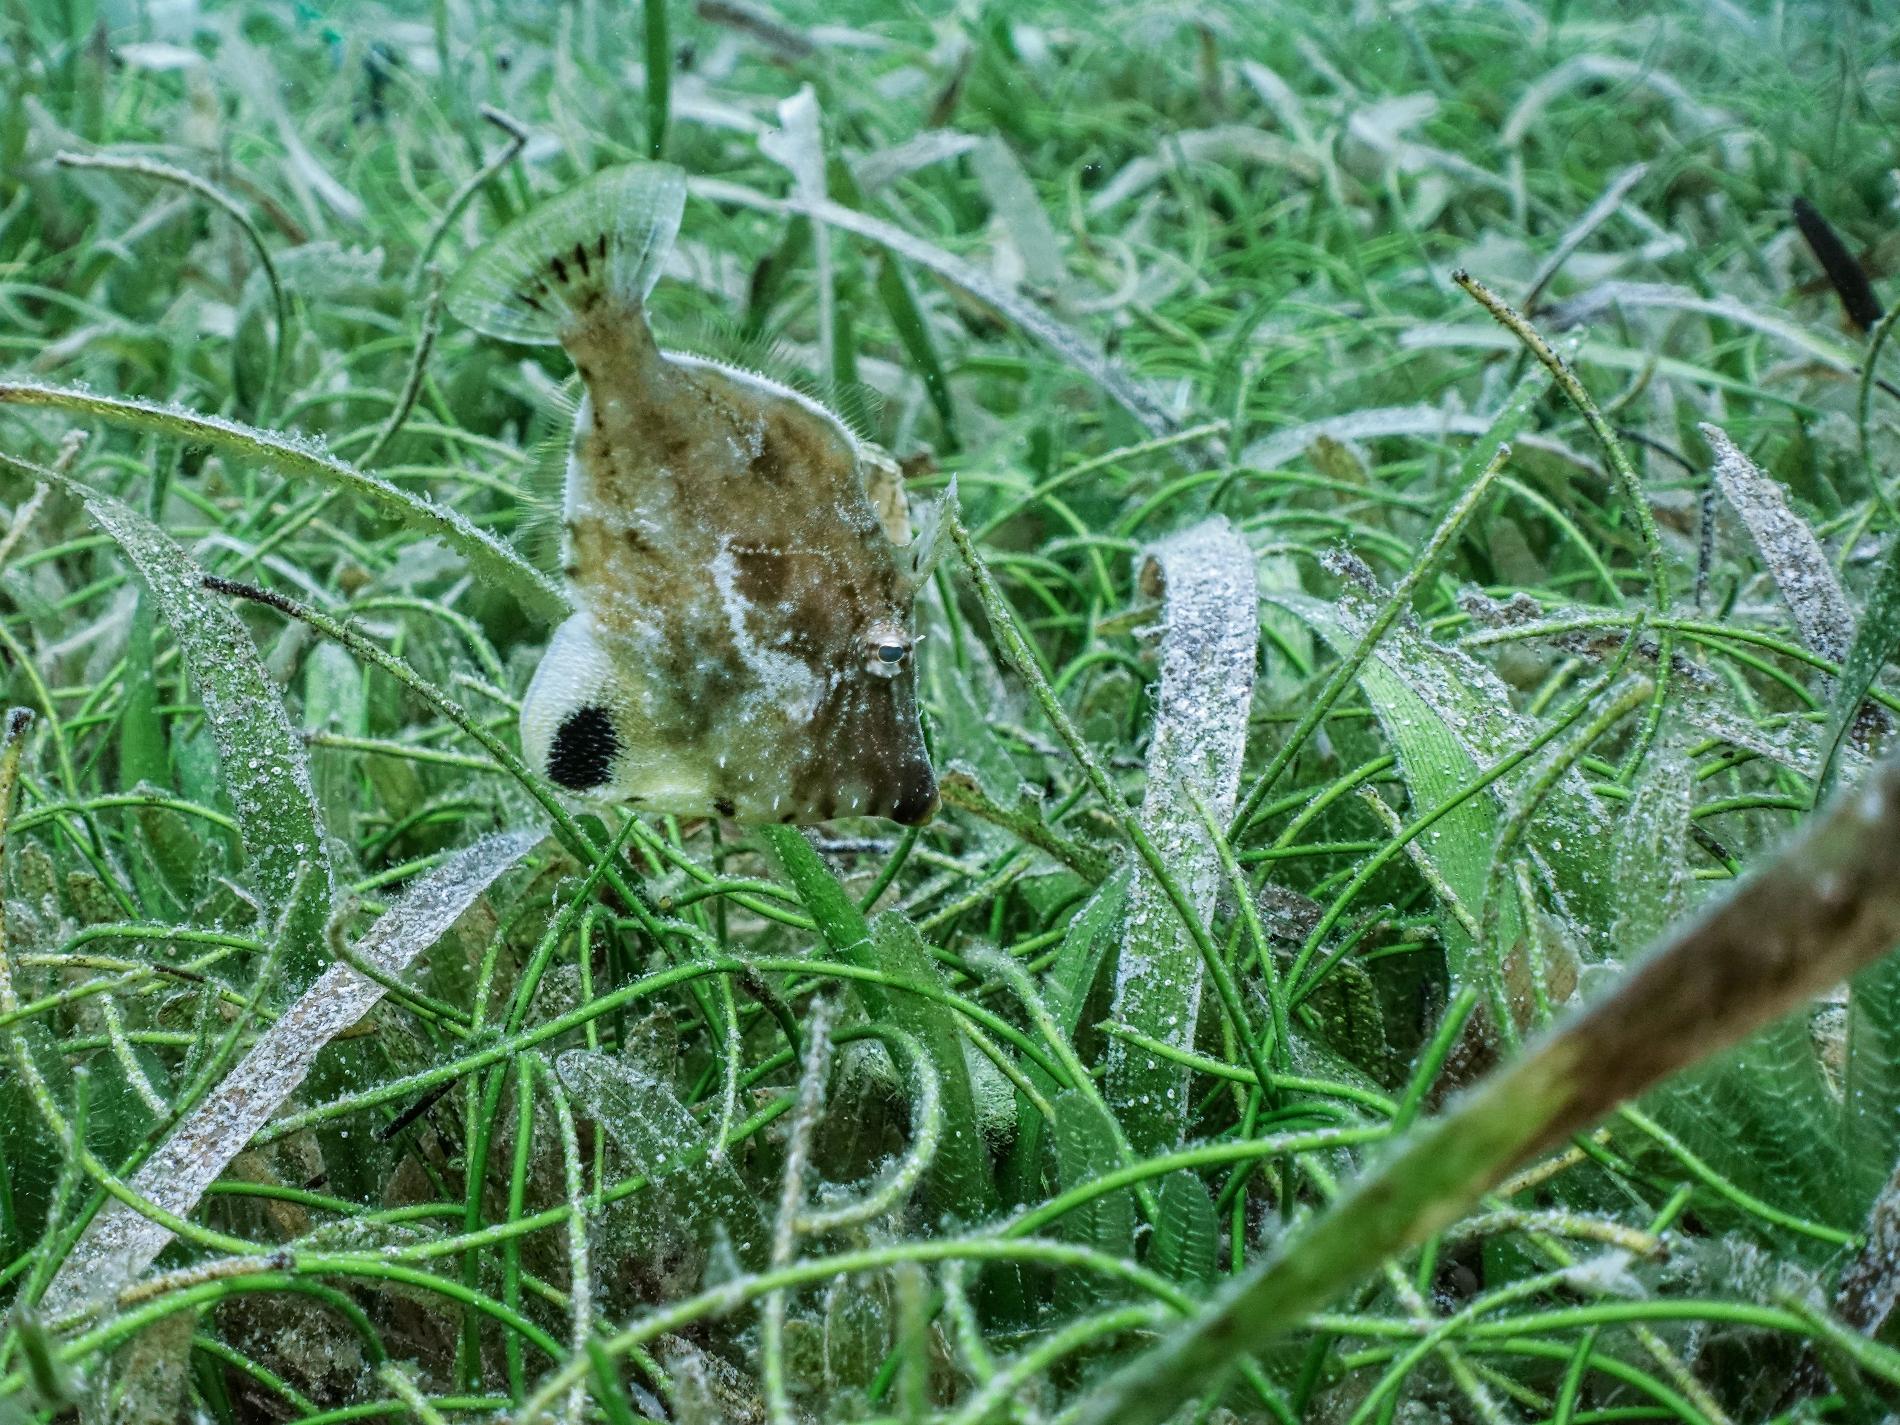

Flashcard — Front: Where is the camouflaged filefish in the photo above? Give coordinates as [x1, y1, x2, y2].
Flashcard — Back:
[448, 162, 941, 825]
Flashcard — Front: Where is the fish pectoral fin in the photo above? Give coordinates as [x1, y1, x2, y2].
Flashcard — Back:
[447, 162, 685, 345]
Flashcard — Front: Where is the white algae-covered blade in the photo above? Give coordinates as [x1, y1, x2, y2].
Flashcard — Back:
[1705, 422, 1854, 664]
[1105, 518, 1258, 1153]
[42, 830, 543, 1316]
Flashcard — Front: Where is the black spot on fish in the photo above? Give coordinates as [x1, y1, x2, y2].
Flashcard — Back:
[550, 253, 570, 284]
[573, 240, 591, 277]
[713, 796, 736, 818]
[547, 705, 618, 789]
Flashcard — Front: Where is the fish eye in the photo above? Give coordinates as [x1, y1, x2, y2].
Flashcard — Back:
[863, 626, 914, 677]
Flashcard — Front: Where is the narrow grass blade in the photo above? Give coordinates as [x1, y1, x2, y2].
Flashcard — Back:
[1105, 518, 1256, 1153]
[41, 830, 541, 1314]
[0, 382, 568, 622]
[1074, 749, 1900, 1425]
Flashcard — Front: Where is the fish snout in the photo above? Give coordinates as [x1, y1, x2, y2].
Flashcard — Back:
[886, 761, 940, 826]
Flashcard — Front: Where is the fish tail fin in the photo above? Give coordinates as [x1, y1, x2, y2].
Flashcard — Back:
[447, 162, 686, 344]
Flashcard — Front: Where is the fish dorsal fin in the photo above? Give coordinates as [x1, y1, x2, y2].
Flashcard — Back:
[658, 308, 887, 442]
[447, 162, 686, 345]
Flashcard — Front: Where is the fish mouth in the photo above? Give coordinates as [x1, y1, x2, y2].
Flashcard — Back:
[884, 764, 940, 826]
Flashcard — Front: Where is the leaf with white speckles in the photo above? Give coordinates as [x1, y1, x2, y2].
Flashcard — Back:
[62, 476, 335, 983]
[0, 381, 568, 622]
[41, 829, 542, 1314]
[1105, 517, 1257, 1154]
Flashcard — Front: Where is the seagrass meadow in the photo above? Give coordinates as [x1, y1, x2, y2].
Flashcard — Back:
[3, 0, 1900, 1420]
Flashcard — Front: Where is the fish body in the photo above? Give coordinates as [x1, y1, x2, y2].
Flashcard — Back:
[449, 163, 939, 824]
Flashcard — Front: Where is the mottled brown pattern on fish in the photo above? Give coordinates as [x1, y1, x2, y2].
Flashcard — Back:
[538, 298, 936, 824]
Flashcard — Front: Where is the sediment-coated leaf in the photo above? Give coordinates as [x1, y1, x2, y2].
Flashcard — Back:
[59, 475, 335, 981]
[1705, 422, 1854, 664]
[41, 829, 541, 1313]
[1105, 518, 1257, 1154]
[1609, 753, 1691, 954]
[556, 1048, 769, 1269]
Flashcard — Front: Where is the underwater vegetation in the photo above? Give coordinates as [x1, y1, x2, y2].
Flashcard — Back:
[1, 0, 1899, 1421]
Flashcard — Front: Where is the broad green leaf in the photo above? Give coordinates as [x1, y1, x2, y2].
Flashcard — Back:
[556, 1048, 769, 1270]
[1052, 1089, 1136, 1296]
[117, 596, 166, 789]
[1642, 1018, 1852, 1243]
[1007, 867, 1131, 1200]
[1150, 1172, 1217, 1286]
[1045, 867, 1135, 1039]
[65, 477, 334, 983]
[1265, 592, 1526, 978]
[866, 912, 999, 1222]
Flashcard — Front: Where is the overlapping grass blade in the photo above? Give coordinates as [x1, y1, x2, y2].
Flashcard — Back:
[1074, 750, 1900, 1425]
[0, 382, 568, 621]
[41, 829, 541, 1313]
